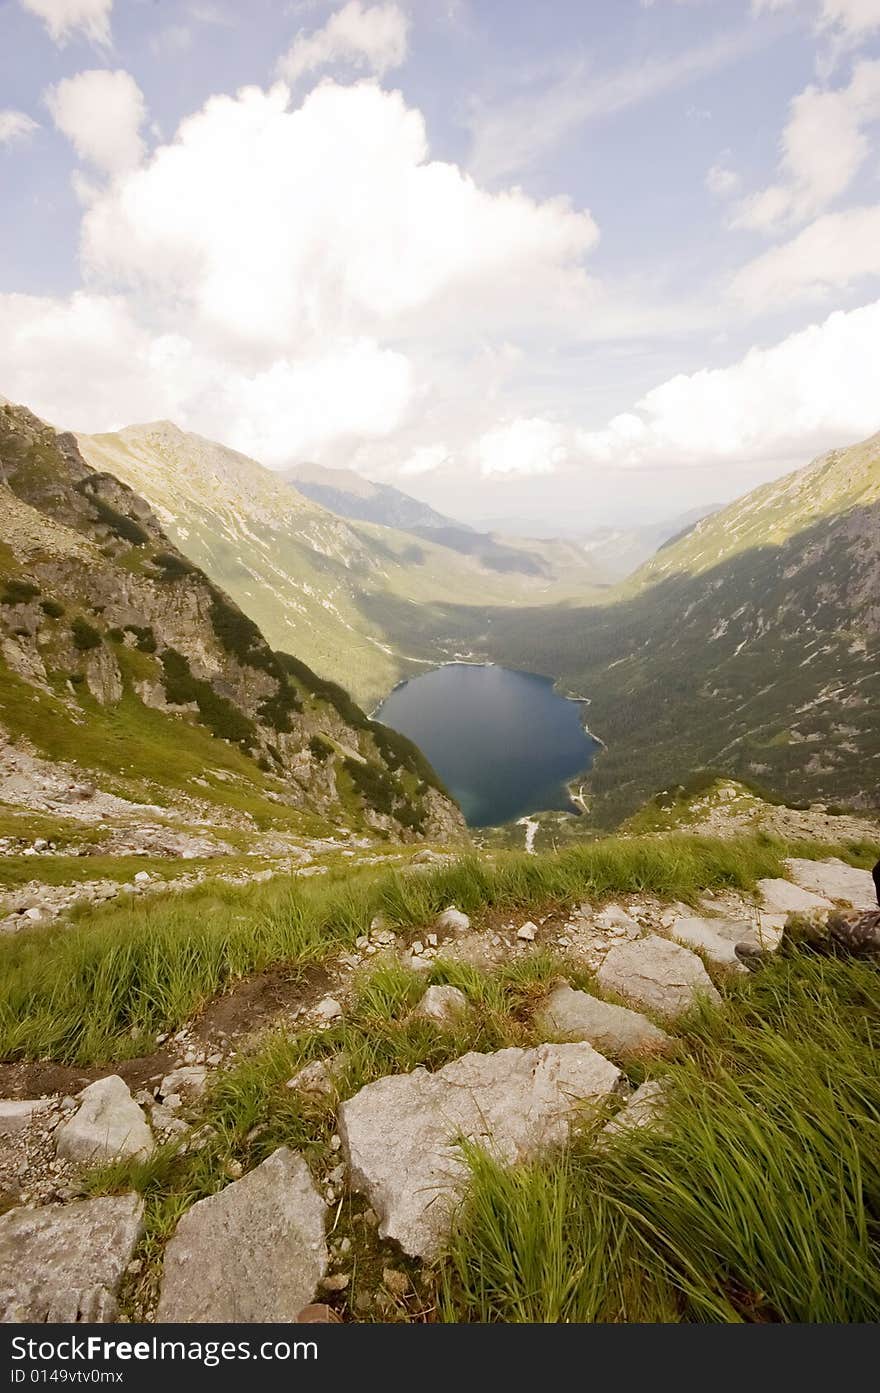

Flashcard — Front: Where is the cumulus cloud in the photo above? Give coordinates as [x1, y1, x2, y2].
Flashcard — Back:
[277, 1, 409, 84]
[732, 204, 880, 305]
[474, 418, 569, 476]
[575, 299, 880, 470]
[733, 58, 880, 231]
[0, 78, 599, 470]
[0, 110, 39, 144]
[18, 0, 112, 46]
[79, 80, 596, 355]
[46, 69, 147, 175]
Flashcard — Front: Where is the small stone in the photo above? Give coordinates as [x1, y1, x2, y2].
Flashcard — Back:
[207, 1052, 222, 1066]
[411, 940, 424, 955]
[536, 984, 670, 1056]
[517, 922, 538, 941]
[426, 933, 438, 947]
[314, 997, 343, 1024]
[133, 871, 151, 884]
[224, 1159, 243, 1179]
[414, 984, 470, 1028]
[0, 1098, 55, 1136]
[319, 1272, 350, 1293]
[436, 906, 470, 933]
[160, 1066, 208, 1102]
[603, 1080, 669, 1138]
[297, 1303, 342, 1323]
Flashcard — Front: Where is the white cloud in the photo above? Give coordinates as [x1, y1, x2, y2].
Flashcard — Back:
[399, 443, 450, 476]
[0, 110, 39, 145]
[575, 299, 880, 470]
[732, 204, 880, 305]
[474, 417, 569, 476]
[0, 79, 599, 471]
[705, 162, 740, 197]
[733, 58, 880, 230]
[46, 70, 147, 175]
[467, 28, 758, 185]
[277, 1, 409, 84]
[18, 0, 112, 46]
[80, 80, 596, 355]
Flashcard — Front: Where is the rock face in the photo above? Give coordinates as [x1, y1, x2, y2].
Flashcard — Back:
[784, 857, 877, 910]
[597, 935, 721, 1019]
[757, 878, 833, 915]
[156, 1148, 328, 1323]
[535, 984, 670, 1056]
[55, 1075, 153, 1166]
[0, 1194, 143, 1322]
[338, 1044, 622, 1259]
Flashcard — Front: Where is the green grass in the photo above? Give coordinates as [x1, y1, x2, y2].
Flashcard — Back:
[0, 854, 258, 891]
[440, 952, 880, 1323]
[1, 832, 876, 1065]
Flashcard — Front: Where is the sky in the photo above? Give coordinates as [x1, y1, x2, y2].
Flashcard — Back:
[1, 0, 879, 530]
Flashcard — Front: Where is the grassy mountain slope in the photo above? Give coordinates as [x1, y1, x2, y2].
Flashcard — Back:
[77, 423, 608, 706]
[0, 402, 465, 843]
[368, 434, 880, 823]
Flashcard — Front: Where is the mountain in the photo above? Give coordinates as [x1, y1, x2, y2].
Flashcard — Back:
[405, 434, 880, 824]
[286, 462, 466, 534]
[578, 507, 720, 581]
[77, 423, 608, 706]
[0, 401, 466, 844]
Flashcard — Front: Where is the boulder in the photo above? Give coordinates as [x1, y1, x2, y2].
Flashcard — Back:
[0, 1098, 54, 1136]
[784, 858, 876, 911]
[0, 1194, 143, 1322]
[338, 1043, 622, 1259]
[756, 878, 833, 916]
[535, 984, 670, 1055]
[413, 984, 470, 1028]
[670, 916, 752, 972]
[156, 1147, 327, 1323]
[55, 1075, 153, 1166]
[597, 935, 721, 1019]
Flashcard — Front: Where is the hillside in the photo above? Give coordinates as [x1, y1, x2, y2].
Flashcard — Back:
[0, 401, 466, 866]
[286, 461, 467, 534]
[380, 434, 880, 824]
[77, 424, 608, 707]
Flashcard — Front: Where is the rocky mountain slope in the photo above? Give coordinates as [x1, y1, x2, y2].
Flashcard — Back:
[393, 433, 880, 824]
[77, 423, 608, 706]
[0, 401, 466, 848]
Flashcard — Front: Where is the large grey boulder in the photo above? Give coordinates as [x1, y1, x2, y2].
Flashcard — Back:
[55, 1075, 153, 1166]
[0, 1194, 143, 1322]
[597, 935, 721, 1019]
[670, 917, 752, 972]
[156, 1147, 328, 1323]
[338, 1043, 622, 1259]
[756, 878, 832, 915]
[784, 858, 876, 910]
[535, 984, 670, 1056]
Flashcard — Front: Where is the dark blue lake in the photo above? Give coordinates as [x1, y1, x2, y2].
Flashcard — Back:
[375, 664, 599, 827]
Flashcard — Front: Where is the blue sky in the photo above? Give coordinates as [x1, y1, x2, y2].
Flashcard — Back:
[1, 0, 879, 527]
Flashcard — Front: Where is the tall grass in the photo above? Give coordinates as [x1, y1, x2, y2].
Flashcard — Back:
[0, 833, 875, 1064]
[440, 953, 880, 1323]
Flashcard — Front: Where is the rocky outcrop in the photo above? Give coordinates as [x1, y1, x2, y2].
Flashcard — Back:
[338, 1044, 622, 1259]
[55, 1076, 153, 1166]
[757, 878, 834, 915]
[156, 1148, 328, 1322]
[783, 857, 876, 910]
[0, 1194, 143, 1322]
[535, 983, 670, 1055]
[597, 935, 721, 1019]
